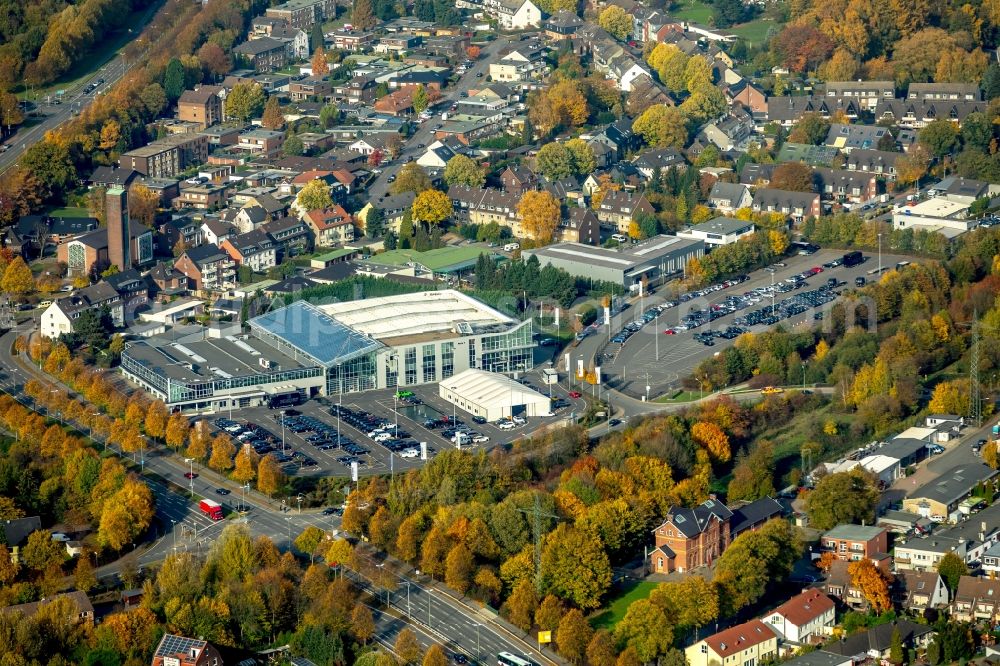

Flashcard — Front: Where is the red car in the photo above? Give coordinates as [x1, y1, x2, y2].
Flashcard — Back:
[663, 328, 676, 335]
[184, 472, 198, 479]
[810, 267, 823, 274]
[568, 391, 582, 399]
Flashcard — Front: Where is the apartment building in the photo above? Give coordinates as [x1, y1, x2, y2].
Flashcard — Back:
[177, 86, 224, 129]
[119, 134, 209, 178]
[819, 524, 888, 561]
[687, 620, 777, 666]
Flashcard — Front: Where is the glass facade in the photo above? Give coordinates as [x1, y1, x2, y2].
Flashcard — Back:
[404, 347, 417, 385]
[384, 351, 398, 388]
[120, 348, 324, 405]
[478, 322, 533, 374]
[421, 344, 436, 383]
[441, 342, 455, 379]
[326, 352, 378, 394]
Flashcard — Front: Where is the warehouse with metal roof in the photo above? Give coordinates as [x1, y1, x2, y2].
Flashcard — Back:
[439, 368, 552, 421]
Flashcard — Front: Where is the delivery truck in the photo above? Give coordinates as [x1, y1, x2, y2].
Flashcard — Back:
[199, 499, 223, 521]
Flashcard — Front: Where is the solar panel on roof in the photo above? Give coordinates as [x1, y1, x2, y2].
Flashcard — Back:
[157, 634, 205, 657]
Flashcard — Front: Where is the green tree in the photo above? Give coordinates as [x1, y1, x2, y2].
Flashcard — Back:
[598, 6, 632, 40]
[804, 468, 880, 530]
[283, 133, 304, 156]
[444, 155, 485, 187]
[727, 440, 776, 502]
[788, 113, 831, 145]
[919, 119, 959, 158]
[557, 608, 593, 664]
[536, 143, 576, 180]
[540, 524, 611, 610]
[614, 599, 673, 663]
[714, 519, 801, 613]
[20, 141, 76, 200]
[295, 525, 327, 563]
[412, 84, 429, 114]
[225, 82, 267, 123]
[297, 179, 334, 211]
[633, 104, 688, 149]
[21, 530, 64, 571]
[391, 163, 433, 195]
[320, 103, 340, 129]
[163, 58, 186, 101]
[937, 551, 968, 591]
[890, 626, 905, 665]
[565, 139, 596, 175]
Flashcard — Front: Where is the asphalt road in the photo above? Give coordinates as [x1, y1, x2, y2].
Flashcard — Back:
[0, 7, 159, 174]
[0, 323, 554, 663]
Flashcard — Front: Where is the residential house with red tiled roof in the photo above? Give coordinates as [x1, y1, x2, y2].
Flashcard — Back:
[760, 589, 835, 644]
[686, 619, 778, 666]
[304, 206, 355, 247]
[374, 88, 415, 116]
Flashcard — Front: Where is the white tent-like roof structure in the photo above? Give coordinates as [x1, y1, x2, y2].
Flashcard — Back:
[439, 368, 551, 422]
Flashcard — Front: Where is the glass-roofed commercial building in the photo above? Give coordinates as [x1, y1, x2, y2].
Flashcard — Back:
[120, 290, 534, 412]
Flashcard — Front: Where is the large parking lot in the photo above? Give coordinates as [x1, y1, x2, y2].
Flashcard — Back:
[203, 382, 590, 478]
[600, 248, 915, 397]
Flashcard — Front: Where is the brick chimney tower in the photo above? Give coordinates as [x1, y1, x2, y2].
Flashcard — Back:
[106, 187, 130, 271]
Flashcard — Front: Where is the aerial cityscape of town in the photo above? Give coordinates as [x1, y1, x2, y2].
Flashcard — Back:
[1, 0, 1000, 663]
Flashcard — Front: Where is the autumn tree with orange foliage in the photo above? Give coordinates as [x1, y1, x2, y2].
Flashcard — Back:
[848, 558, 892, 613]
[690, 421, 731, 463]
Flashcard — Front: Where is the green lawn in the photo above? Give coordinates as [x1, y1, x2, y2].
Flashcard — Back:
[590, 581, 657, 630]
[48, 207, 91, 218]
[671, 0, 715, 23]
[652, 390, 703, 403]
[729, 19, 777, 45]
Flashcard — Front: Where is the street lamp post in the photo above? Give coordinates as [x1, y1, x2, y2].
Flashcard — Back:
[655, 312, 659, 361]
[171, 519, 176, 551]
[878, 232, 882, 275]
[92, 412, 103, 451]
[297, 494, 303, 514]
[280, 409, 286, 454]
[475, 623, 481, 662]
[185, 458, 194, 498]
[404, 581, 411, 617]
[801, 363, 806, 390]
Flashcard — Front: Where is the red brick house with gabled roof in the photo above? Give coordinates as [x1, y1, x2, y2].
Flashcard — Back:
[649, 498, 732, 574]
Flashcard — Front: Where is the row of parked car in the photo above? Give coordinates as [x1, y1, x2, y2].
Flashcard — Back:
[280, 412, 372, 459]
[734, 282, 838, 328]
[331, 405, 428, 458]
[214, 417, 318, 468]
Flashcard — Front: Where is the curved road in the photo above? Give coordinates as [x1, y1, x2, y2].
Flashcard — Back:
[0, 2, 161, 174]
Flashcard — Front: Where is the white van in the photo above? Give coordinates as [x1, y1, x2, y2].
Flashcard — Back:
[611, 233, 628, 243]
[503, 243, 520, 252]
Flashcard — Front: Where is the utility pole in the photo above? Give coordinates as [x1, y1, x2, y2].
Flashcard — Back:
[516, 493, 559, 594]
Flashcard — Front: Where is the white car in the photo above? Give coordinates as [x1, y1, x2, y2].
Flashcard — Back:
[399, 448, 419, 458]
[497, 421, 515, 430]
[472, 435, 490, 443]
[367, 430, 385, 438]
[51, 533, 70, 542]
[512, 416, 526, 425]
[373, 432, 392, 442]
